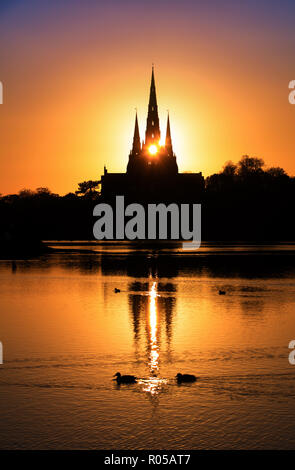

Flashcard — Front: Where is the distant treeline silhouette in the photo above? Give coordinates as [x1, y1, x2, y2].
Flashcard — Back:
[1, 156, 295, 244]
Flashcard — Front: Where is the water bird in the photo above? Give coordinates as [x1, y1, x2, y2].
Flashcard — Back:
[113, 372, 137, 384]
[219, 290, 226, 295]
[176, 373, 197, 383]
[114, 288, 121, 293]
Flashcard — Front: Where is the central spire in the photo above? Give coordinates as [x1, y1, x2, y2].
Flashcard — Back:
[165, 113, 173, 156]
[131, 111, 141, 155]
[145, 66, 160, 146]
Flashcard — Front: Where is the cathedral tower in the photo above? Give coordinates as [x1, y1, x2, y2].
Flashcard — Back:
[127, 67, 178, 175]
[145, 66, 161, 146]
[101, 67, 204, 202]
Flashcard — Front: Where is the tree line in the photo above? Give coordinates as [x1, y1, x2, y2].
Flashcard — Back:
[1, 155, 295, 241]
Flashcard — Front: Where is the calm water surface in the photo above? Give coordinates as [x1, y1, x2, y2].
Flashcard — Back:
[0, 243, 295, 449]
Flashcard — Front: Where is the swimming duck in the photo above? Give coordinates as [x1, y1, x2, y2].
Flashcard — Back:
[113, 372, 137, 384]
[176, 373, 197, 383]
[114, 288, 121, 293]
[219, 290, 226, 295]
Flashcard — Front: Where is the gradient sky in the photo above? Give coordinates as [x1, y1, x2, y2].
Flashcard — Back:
[0, 0, 295, 195]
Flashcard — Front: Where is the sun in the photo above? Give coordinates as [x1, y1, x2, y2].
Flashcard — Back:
[148, 144, 158, 155]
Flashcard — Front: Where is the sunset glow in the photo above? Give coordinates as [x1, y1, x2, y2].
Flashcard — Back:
[1, 1, 295, 196]
[148, 144, 158, 155]
[2, 0, 295, 454]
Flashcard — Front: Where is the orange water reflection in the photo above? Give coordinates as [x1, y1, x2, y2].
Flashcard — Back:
[139, 280, 168, 396]
[148, 281, 159, 374]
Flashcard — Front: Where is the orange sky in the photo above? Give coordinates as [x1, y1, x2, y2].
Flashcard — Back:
[0, 0, 295, 195]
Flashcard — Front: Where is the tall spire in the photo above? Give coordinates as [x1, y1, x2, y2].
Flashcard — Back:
[165, 112, 173, 155]
[145, 66, 160, 146]
[132, 111, 141, 155]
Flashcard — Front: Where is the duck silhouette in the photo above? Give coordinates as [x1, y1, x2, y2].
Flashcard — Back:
[114, 288, 121, 293]
[113, 372, 137, 384]
[219, 290, 226, 295]
[176, 373, 197, 383]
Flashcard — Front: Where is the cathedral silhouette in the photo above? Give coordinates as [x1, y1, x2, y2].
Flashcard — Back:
[101, 67, 204, 202]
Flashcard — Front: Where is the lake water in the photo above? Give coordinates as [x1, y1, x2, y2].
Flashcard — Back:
[0, 242, 295, 449]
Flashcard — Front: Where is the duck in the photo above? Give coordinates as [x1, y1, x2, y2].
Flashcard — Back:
[176, 373, 197, 383]
[219, 290, 226, 295]
[114, 288, 121, 293]
[113, 372, 137, 384]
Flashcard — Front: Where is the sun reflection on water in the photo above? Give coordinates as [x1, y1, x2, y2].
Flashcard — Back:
[149, 281, 159, 374]
[139, 280, 168, 396]
[139, 376, 168, 396]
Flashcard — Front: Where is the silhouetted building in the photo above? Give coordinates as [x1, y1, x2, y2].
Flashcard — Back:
[101, 67, 204, 202]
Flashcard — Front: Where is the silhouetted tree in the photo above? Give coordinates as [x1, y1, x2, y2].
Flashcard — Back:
[237, 155, 265, 177]
[18, 189, 34, 198]
[75, 180, 100, 198]
[36, 187, 52, 195]
[222, 161, 237, 176]
[64, 192, 77, 199]
[266, 167, 286, 178]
